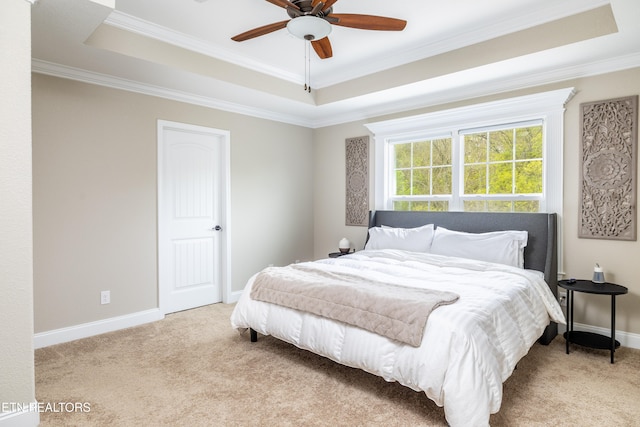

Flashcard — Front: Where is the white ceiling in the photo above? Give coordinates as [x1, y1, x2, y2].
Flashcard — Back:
[31, 0, 640, 128]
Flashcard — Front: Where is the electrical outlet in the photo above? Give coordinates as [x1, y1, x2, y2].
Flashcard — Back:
[101, 290, 110, 305]
[558, 291, 567, 307]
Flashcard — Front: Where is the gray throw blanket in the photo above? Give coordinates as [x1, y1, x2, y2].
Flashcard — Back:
[250, 264, 459, 347]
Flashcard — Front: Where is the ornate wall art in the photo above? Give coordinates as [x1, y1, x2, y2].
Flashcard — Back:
[579, 95, 638, 240]
[345, 136, 369, 226]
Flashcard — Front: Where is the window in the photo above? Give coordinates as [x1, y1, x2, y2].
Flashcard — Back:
[460, 121, 543, 212]
[391, 137, 452, 211]
[366, 88, 575, 215]
[389, 121, 545, 213]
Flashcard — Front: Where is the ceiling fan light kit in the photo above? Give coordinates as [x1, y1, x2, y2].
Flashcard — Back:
[287, 15, 332, 40]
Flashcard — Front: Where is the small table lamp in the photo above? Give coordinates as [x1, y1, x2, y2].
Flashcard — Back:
[338, 238, 351, 254]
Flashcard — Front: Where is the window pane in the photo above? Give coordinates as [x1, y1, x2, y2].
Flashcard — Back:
[463, 200, 487, 211]
[515, 160, 543, 193]
[514, 200, 540, 212]
[413, 141, 430, 167]
[393, 200, 410, 211]
[395, 170, 411, 195]
[515, 126, 542, 159]
[432, 166, 451, 194]
[432, 139, 451, 165]
[464, 165, 486, 194]
[409, 201, 430, 211]
[393, 200, 450, 212]
[412, 168, 430, 195]
[429, 201, 449, 211]
[487, 200, 512, 212]
[464, 133, 486, 163]
[489, 130, 513, 162]
[394, 144, 411, 168]
[488, 163, 512, 194]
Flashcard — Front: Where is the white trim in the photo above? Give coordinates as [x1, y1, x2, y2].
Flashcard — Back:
[31, 59, 315, 129]
[32, 52, 640, 130]
[33, 309, 163, 349]
[557, 322, 640, 350]
[104, 11, 302, 85]
[229, 290, 243, 304]
[315, 0, 612, 87]
[157, 120, 233, 314]
[0, 403, 39, 427]
[365, 87, 575, 207]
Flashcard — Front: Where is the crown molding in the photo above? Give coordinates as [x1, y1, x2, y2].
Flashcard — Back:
[32, 48, 640, 130]
[104, 11, 302, 85]
[313, 51, 640, 128]
[312, 0, 612, 88]
[31, 59, 314, 128]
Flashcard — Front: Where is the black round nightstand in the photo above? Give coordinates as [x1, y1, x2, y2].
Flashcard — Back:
[558, 279, 628, 363]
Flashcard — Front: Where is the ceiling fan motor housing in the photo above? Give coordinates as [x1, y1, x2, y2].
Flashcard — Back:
[286, 1, 333, 19]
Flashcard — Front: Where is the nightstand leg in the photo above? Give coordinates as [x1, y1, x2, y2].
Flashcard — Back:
[566, 290, 573, 355]
[611, 296, 616, 364]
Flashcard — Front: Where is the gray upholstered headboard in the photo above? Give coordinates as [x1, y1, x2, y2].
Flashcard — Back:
[368, 210, 558, 344]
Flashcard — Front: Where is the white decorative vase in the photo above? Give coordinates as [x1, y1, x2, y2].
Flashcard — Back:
[338, 238, 351, 254]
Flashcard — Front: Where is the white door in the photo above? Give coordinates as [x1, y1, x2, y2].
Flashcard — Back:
[158, 120, 231, 314]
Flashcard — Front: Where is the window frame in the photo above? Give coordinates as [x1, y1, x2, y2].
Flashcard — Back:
[365, 88, 574, 216]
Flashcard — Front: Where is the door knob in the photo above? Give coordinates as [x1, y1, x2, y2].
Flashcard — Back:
[212, 225, 222, 231]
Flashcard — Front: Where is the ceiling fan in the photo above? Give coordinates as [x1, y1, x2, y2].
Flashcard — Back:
[231, 0, 407, 59]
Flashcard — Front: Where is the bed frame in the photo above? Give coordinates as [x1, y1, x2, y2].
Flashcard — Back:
[249, 210, 558, 345]
[368, 210, 558, 344]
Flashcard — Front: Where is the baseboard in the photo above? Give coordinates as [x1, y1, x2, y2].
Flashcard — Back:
[0, 403, 39, 427]
[227, 290, 243, 304]
[557, 322, 640, 350]
[34, 309, 164, 349]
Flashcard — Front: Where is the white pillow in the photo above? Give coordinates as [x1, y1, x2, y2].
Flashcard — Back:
[430, 227, 528, 268]
[365, 224, 435, 252]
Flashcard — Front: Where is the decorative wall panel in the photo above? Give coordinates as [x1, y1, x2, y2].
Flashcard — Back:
[579, 95, 638, 240]
[345, 136, 369, 226]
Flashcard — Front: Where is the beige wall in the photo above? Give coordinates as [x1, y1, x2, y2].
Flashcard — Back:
[0, 0, 36, 413]
[313, 67, 640, 336]
[32, 74, 314, 333]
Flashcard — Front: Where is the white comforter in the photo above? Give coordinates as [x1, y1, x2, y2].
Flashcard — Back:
[230, 249, 565, 427]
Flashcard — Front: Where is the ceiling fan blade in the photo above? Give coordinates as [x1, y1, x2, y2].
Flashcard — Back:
[311, 37, 333, 59]
[329, 14, 407, 31]
[231, 20, 289, 42]
[265, 0, 300, 10]
[321, 0, 339, 12]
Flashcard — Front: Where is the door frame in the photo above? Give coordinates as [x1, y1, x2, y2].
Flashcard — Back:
[157, 119, 232, 314]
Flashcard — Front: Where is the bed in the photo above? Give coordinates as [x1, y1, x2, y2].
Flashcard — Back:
[230, 210, 565, 427]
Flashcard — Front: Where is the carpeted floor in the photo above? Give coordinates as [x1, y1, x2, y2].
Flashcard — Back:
[35, 303, 640, 426]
